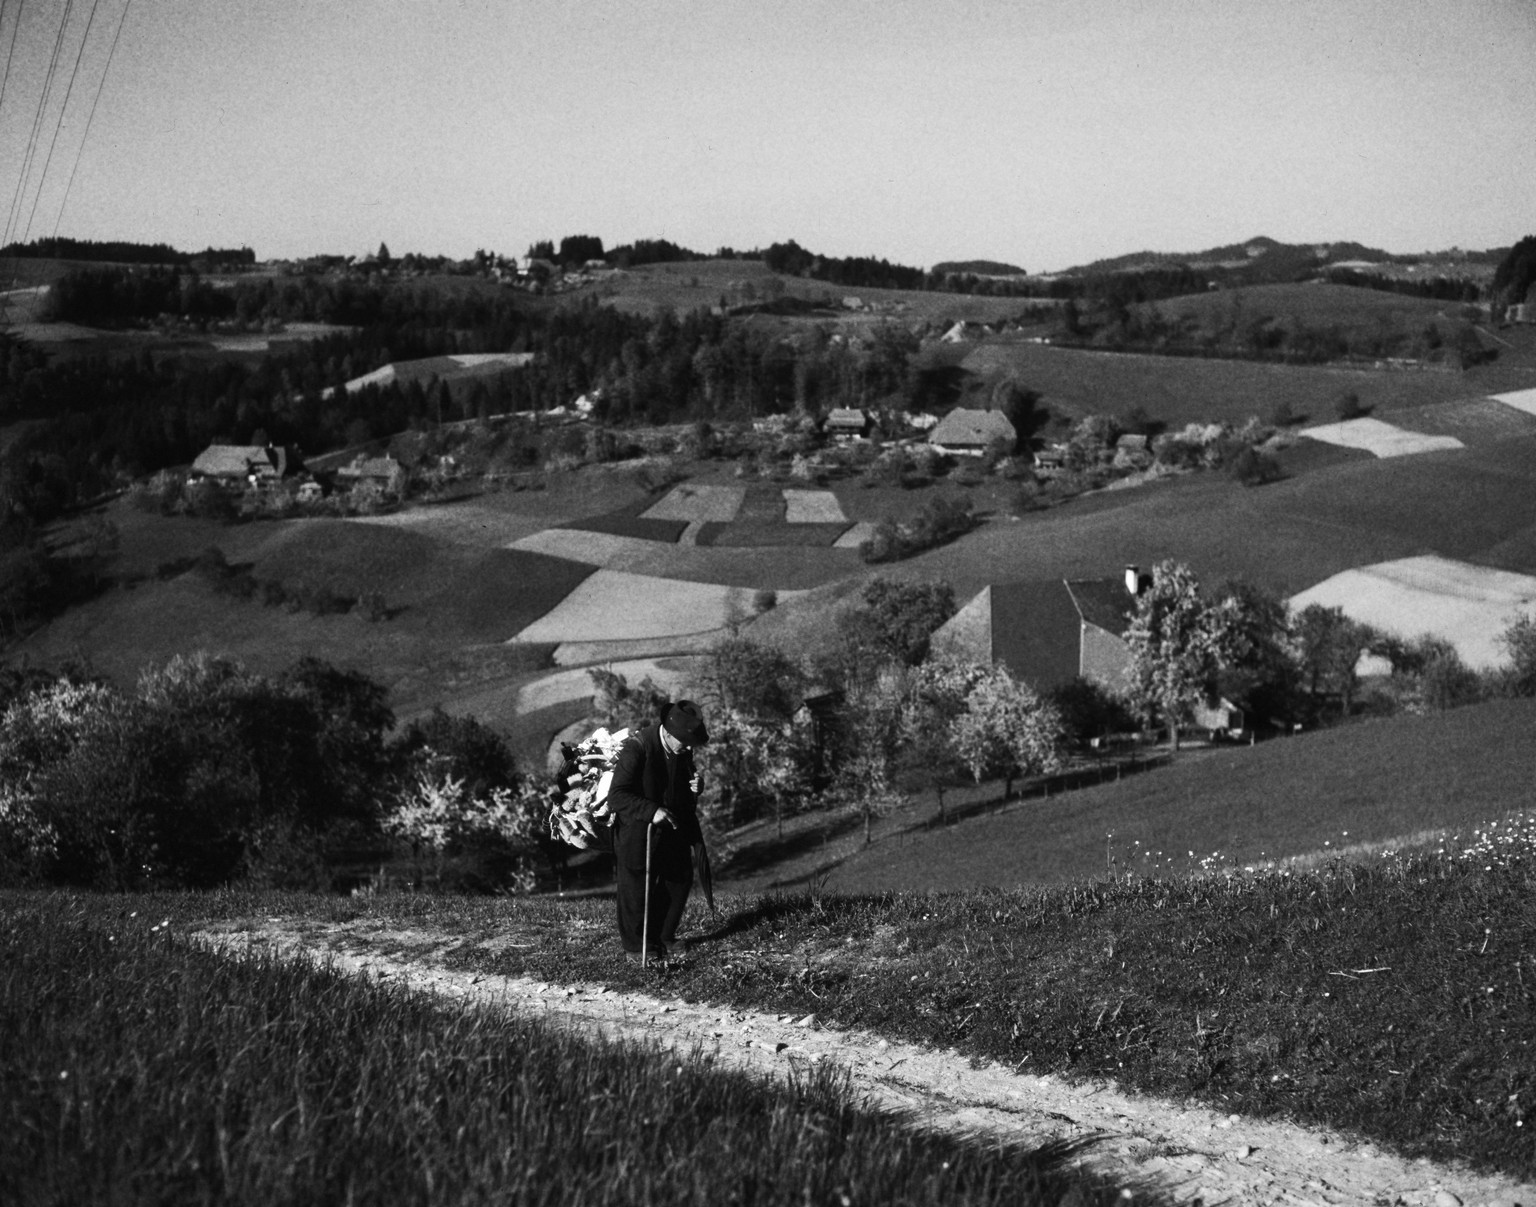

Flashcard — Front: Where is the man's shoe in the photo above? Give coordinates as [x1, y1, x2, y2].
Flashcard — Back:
[662, 938, 689, 956]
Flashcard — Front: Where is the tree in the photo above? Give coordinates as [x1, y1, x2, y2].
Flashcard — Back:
[1292, 604, 1374, 718]
[1210, 578, 1295, 719]
[688, 637, 812, 832]
[1047, 677, 1137, 748]
[558, 235, 605, 265]
[950, 664, 1063, 799]
[1125, 561, 1236, 750]
[1497, 611, 1536, 697]
[893, 660, 977, 824]
[588, 666, 669, 733]
[390, 708, 517, 800]
[1413, 638, 1483, 711]
[991, 380, 1046, 454]
[692, 636, 803, 724]
[1492, 235, 1536, 309]
[831, 667, 908, 845]
[834, 577, 956, 679]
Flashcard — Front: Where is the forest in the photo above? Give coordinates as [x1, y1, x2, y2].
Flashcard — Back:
[1, 236, 255, 267]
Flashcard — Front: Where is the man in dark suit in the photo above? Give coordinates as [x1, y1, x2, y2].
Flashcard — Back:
[605, 700, 709, 960]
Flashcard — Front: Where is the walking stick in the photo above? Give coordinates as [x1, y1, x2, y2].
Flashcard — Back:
[641, 821, 654, 968]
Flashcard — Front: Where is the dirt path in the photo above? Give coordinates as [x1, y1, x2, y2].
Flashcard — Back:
[198, 921, 1533, 1207]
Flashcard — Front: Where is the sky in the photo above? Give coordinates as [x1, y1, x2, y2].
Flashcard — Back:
[0, 0, 1530, 272]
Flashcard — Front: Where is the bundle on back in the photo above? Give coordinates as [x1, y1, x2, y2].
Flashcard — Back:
[546, 727, 630, 849]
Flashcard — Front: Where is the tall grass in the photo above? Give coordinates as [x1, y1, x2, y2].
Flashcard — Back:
[121, 813, 1536, 1182]
[0, 898, 1129, 1207]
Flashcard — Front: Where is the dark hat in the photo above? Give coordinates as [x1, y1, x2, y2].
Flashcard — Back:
[662, 699, 709, 746]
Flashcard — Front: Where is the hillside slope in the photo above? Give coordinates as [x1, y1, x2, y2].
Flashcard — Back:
[802, 696, 1536, 895]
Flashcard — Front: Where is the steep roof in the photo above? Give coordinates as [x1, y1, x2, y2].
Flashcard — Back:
[337, 455, 402, 480]
[1064, 578, 1137, 636]
[331, 352, 538, 397]
[988, 580, 1082, 690]
[931, 577, 1140, 693]
[927, 407, 1016, 449]
[190, 445, 285, 480]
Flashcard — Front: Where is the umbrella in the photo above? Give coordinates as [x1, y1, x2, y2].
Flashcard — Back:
[694, 841, 716, 916]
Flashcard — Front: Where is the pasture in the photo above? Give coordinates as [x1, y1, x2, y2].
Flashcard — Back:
[510, 570, 800, 644]
[1386, 396, 1536, 444]
[640, 482, 745, 522]
[803, 696, 1536, 894]
[782, 488, 848, 523]
[696, 521, 851, 548]
[1289, 556, 1536, 669]
[960, 338, 1535, 427]
[1142, 281, 1453, 331]
[17, 407, 1536, 746]
[1299, 417, 1464, 457]
[582, 258, 1043, 326]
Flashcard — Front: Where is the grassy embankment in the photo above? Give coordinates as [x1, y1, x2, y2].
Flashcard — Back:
[71, 804, 1534, 1184]
[807, 695, 1536, 894]
[0, 898, 1132, 1207]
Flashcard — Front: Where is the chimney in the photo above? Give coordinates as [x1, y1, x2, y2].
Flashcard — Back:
[1124, 565, 1140, 596]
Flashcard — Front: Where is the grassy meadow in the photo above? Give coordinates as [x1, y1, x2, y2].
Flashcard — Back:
[961, 338, 1535, 428]
[16, 406, 1536, 756]
[1144, 281, 1453, 333]
[1, 898, 1125, 1207]
[807, 695, 1536, 894]
[586, 258, 1044, 327]
[22, 801, 1536, 1188]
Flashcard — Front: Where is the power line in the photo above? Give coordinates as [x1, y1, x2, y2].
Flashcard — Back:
[21, 0, 102, 244]
[4, 0, 73, 249]
[54, 0, 130, 239]
[0, 1, 25, 123]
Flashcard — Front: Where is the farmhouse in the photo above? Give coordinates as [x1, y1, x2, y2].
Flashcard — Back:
[930, 566, 1152, 695]
[940, 320, 988, 343]
[324, 352, 537, 400]
[823, 407, 868, 438]
[189, 444, 292, 488]
[336, 454, 405, 490]
[927, 408, 1016, 456]
[1032, 444, 1067, 476]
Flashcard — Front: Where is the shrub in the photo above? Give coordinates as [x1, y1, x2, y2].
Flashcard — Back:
[1047, 677, 1139, 746]
[1336, 391, 1368, 421]
[390, 708, 519, 801]
[0, 655, 398, 889]
[1266, 398, 1301, 427]
[1010, 479, 1046, 514]
[857, 517, 903, 563]
[129, 469, 184, 514]
[951, 460, 985, 487]
[904, 492, 977, 550]
[183, 479, 237, 521]
[1416, 640, 1485, 712]
[1227, 445, 1283, 487]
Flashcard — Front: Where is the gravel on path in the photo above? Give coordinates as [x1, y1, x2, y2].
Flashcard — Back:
[197, 921, 1536, 1207]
